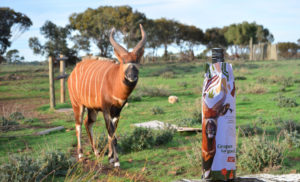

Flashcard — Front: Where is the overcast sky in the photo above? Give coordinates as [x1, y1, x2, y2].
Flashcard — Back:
[2, 0, 300, 61]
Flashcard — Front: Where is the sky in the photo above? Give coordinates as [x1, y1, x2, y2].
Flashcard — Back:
[2, 0, 300, 62]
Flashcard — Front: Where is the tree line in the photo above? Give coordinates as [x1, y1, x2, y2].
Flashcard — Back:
[0, 6, 299, 64]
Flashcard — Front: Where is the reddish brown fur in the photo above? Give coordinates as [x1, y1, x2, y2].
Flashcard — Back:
[68, 25, 146, 167]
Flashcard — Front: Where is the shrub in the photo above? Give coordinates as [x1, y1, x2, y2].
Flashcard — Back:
[273, 95, 298, 107]
[160, 71, 175, 78]
[39, 151, 75, 177]
[119, 127, 174, 153]
[136, 85, 170, 97]
[120, 127, 155, 153]
[0, 151, 75, 182]
[284, 130, 300, 148]
[9, 111, 24, 120]
[235, 76, 247, 80]
[151, 106, 165, 115]
[155, 129, 174, 146]
[237, 84, 267, 94]
[237, 132, 288, 173]
[241, 96, 250, 102]
[0, 116, 19, 132]
[177, 118, 199, 127]
[185, 135, 202, 169]
[128, 93, 142, 102]
[282, 120, 300, 132]
[177, 81, 188, 88]
[192, 109, 202, 124]
[238, 124, 263, 137]
[0, 155, 41, 182]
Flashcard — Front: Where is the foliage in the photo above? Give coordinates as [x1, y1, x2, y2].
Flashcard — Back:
[237, 132, 288, 173]
[273, 94, 298, 108]
[203, 27, 228, 49]
[155, 129, 174, 146]
[160, 71, 175, 78]
[136, 85, 170, 97]
[9, 111, 24, 120]
[238, 124, 263, 137]
[277, 42, 299, 58]
[128, 93, 142, 102]
[120, 127, 155, 153]
[69, 6, 146, 57]
[151, 106, 165, 115]
[0, 151, 75, 182]
[28, 21, 78, 65]
[224, 21, 273, 56]
[185, 136, 202, 169]
[0, 8, 32, 55]
[0, 116, 19, 131]
[284, 130, 300, 148]
[5, 49, 24, 63]
[119, 127, 174, 153]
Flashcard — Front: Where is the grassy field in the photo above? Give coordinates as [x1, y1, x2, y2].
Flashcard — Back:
[0, 59, 299, 181]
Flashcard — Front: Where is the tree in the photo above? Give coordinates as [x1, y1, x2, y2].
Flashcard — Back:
[224, 21, 273, 56]
[0, 8, 32, 55]
[153, 18, 179, 59]
[277, 42, 299, 58]
[176, 24, 204, 60]
[69, 6, 146, 57]
[28, 21, 78, 65]
[203, 27, 228, 49]
[5, 49, 23, 63]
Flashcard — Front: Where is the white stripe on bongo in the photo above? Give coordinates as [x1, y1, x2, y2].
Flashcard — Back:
[80, 61, 96, 103]
[99, 64, 115, 104]
[95, 61, 110, 105]
[84, 61, 98, 105]
[88, 63, 99, 107]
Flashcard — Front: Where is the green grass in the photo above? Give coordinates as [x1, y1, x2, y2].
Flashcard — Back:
[0, 59, 300, 181]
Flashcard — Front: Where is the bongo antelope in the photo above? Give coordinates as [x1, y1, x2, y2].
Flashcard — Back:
[68, 24, 146, 167]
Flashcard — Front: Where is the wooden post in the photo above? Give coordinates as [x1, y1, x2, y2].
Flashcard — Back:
[59, 54, 66, 103]
[249, 37, 253, 60]
[49, 56, 55, 109]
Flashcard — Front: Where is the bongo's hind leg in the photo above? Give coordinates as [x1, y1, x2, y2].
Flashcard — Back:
[72, 105, 85, 159]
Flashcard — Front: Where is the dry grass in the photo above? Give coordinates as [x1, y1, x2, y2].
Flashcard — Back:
[237, 83, 268, 94]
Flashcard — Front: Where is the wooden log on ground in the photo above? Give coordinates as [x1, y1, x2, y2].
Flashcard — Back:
[36, 126, 65, 135]
[177, 127, 201, 133]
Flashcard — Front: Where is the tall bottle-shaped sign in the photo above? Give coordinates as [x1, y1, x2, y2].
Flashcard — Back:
[202, 48, 236, 180]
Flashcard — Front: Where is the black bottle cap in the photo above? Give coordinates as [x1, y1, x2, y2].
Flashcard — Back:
[212, 48, 224, 63]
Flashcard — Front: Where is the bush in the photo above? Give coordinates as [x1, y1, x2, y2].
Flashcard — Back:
[9, 112, 24, 120]
[136, 85, 170, 97]
[151, 106, 165, 115]
[177, 81, 188, 88]
[120, 127, 155, 153]
[119, 127, 174, 153]
[0, 151, 75, 182]
[155, 129, 174, 145]
[238, 124, 263, 137]
[160, 71, 175, 78]
[282, 120, 300, 132]
[284, 130, 300, 148]
[185, 135, 202, 169]
[0, 116, 19, 132]
[0, 155, 41, 182]
[192, 109, 202, 124]
[235, 76, 247, 80]
[237, 133, 288, 173]
[39, 151, 75, 177]
[273, 95, 298, 107]
[128, 93, 142, 102]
